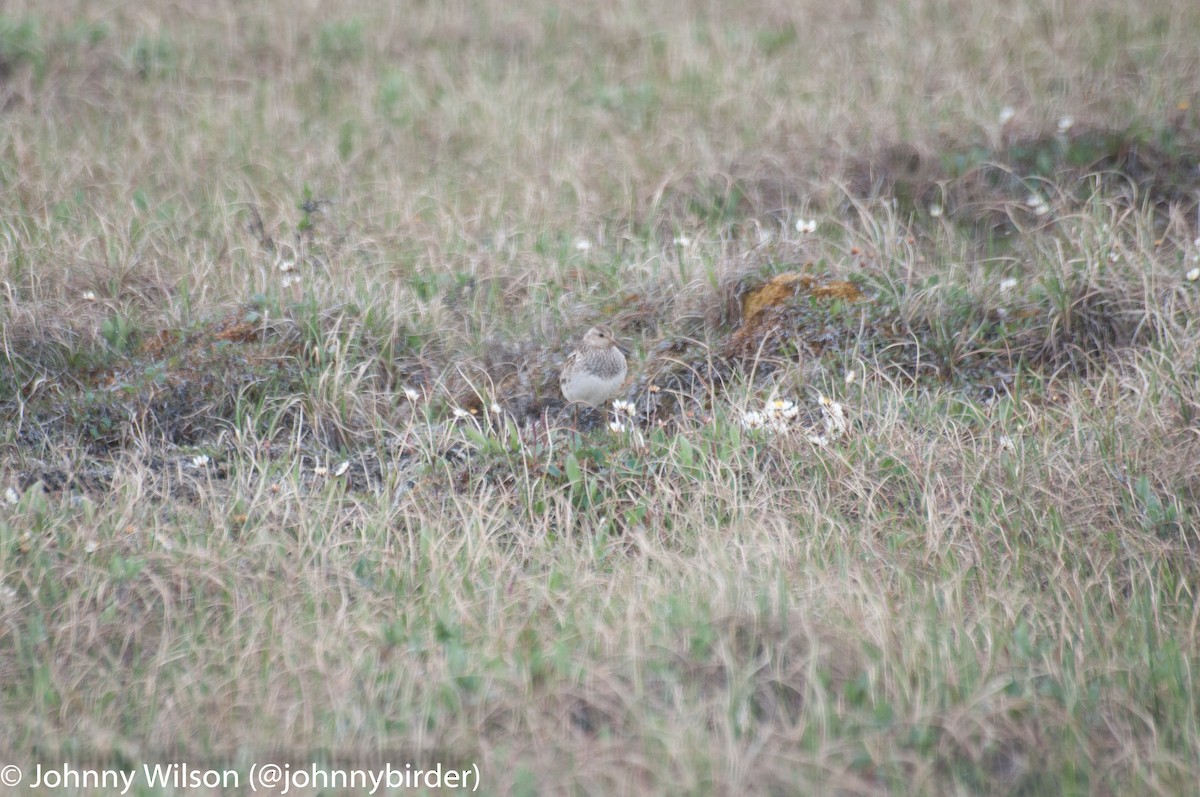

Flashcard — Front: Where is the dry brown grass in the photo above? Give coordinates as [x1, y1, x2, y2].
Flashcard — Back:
[3, 0, 1200, 794]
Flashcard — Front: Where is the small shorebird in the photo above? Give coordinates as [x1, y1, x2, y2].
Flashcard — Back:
[560, 326, 628, 416]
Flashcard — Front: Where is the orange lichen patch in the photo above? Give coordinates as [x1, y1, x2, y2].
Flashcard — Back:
[809, 280, 865, 302]
[215, 321, 261, 343]
[741, 273, 816, 327]
[139, 329, 181, 356]
[741, 273, 864, 327]
[726, 272, 867, 359]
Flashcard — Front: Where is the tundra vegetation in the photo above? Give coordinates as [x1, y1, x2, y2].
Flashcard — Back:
[2, 0, 1199, 794]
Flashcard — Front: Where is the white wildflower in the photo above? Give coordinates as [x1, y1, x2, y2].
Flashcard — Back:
[1187, 268, 1200, 282]
[612, 399, 636, 417]
[795, 218, 818, 235]
[1023, 192, 1051, 217]
[574, 238, 592, 251]
[768, 417, 791, 435]
[929, 204, 943, 218]
[806, 433, 829, 447]
[4, 487, 18, 505]
[84, 539, 98, 554]
[999, 277, 1018, 292]
[608, 420, 628, 434]
[819, 395, 849, 437]
[81, 290, 98, 302]
[314, 464, 329, 477]
[741, 410, 767, 431]
[673, 235, 692, 246]
[451, 407, 473, 420]
[1057, 116, 1074, 133]
[998, 106, 1015, 125]
[845, 370, 857, 385]
[281, 273, 302, 288]
[489, 402, 503, 415]
[766, 398, 799, 422]
[403, 386, 421, 402]
[190, 455, 210, 468]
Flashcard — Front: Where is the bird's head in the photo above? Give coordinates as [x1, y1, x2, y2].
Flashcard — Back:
[583, 325, 627, 355]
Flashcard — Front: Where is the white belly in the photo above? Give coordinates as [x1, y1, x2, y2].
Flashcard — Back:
[562, 370, 625, 407]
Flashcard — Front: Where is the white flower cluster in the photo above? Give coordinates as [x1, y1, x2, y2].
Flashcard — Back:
[278, 253, 301, 288]
[741, 397, 800, 434]
[609, 400, 635, 433]
[740, 395, 851, 446]
[612, 400, 636, 417]
[819, 394, 848, 436]
[608, 400, 645, 445]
